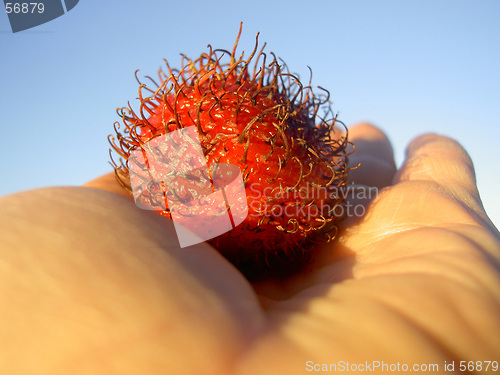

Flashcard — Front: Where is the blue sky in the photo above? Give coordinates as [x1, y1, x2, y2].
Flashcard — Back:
[1, 0, 499, 227]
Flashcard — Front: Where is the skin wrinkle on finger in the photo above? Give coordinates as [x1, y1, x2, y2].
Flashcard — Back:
[337, 181, 499, 261]
[352, 228, 500, 290]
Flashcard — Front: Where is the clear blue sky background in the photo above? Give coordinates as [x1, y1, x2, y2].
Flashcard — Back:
[1, 0, 499, 228]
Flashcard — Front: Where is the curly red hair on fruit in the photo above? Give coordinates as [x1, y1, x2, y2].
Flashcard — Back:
[109, 24, 352, 269]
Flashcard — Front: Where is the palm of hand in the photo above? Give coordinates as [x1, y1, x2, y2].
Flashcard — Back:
[1, 125, 499, 375]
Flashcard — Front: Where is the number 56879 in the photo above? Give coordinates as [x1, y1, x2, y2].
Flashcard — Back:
[5, 3, 45, 14]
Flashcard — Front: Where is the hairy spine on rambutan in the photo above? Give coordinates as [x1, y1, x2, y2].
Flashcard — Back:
[109, 25, 352, 269]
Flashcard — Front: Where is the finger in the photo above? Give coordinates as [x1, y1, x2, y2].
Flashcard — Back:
[84, 172, 132, 198]
[346, 123, 397, 189]
[394, 133, 479, 207]
[394, 133, 477, 186]
[338, 123, 397, 221]
[393, 133, 498, 234]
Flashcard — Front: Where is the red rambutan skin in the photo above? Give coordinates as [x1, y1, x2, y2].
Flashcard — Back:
[109, 28, 351, 268]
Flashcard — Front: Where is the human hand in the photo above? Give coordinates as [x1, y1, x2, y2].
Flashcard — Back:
[0, 123, 498, 374]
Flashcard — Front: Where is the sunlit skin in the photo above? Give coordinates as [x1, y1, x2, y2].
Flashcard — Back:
[0, 123, 499, 375]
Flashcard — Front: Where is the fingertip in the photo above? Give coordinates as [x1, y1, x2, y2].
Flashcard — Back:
[348, 123, 395, 164]
[348, 122, 387, 139]
[406, 133, 471, 161]
[391, 133, 500, 235]
[346, 123, 397, 188]
[395, 133, 476, 186]
[349, 122, 389, 139]
[84, 172, 132, 198]
[392, 133, 494, 227]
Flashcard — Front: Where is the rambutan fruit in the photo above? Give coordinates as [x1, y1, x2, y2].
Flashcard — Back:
[109, 25, 350, 270]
